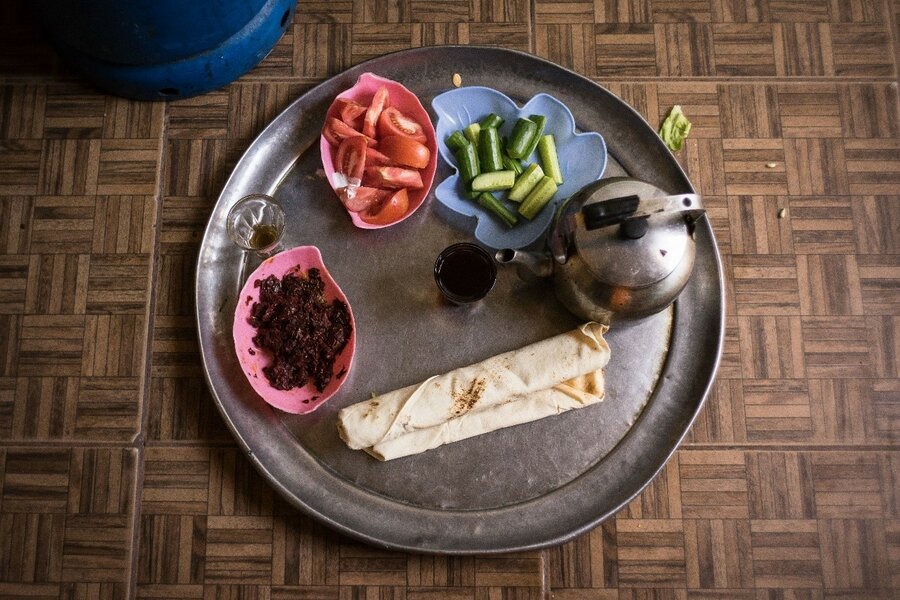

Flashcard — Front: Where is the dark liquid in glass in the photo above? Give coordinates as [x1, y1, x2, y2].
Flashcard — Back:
[434, 243, 497, 303]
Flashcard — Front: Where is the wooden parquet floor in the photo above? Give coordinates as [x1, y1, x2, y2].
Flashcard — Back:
[0, 0, 898, 598]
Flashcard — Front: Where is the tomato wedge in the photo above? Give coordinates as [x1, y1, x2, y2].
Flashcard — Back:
[322, 118, 373, 147]
[363, 86, 389, 139]
[365, 147, 394, 167]
[361, 188, 409, 225]
[377, 107, 427, 143]
[338, 186, 387, 213]
[363, 166, 424, 190]
[334, 98, 367, 130]
[377, 135, 430, 169]
[334, 136, 366, 182]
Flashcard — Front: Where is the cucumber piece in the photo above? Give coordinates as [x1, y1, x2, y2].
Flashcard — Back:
[454, 142, 480, 183]
[476, 193, 517, 228]
[520, 114, 546, 160]
[507, 163, 545, 202]
[446, 130, 469, 152]
[501, 154, 523, 176]
[471, 170, 516, 192]
[507, 118, 539, 159]
[518, 176, 558, 220]
[478, 127, 504, 172]
[463, 123, 481, 145]
[479, 113, 504, 129]
[537, 135, 563, 185]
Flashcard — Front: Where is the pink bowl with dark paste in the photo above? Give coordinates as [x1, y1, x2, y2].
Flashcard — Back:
[233, 246, 356, 414]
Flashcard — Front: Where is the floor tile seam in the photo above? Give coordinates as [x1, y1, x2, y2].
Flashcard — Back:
[886, 0, 900, 91]
[135, 94, 170, 449]
[125, 98, 170, 600]
[0, 439, 142, 448]
[533, 0, 547, 596]
[682, 443, 900, 452]
[2, 440, 893, 450]
[235, 76, 900, 85]
[584, 76, 899, 84]
[1, 75, 896, 87]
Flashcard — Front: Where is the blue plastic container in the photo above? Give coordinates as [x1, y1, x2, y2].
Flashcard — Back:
[31, 0, 295, 100]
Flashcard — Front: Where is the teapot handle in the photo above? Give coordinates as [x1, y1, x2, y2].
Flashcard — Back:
[582, 193, 704, 231]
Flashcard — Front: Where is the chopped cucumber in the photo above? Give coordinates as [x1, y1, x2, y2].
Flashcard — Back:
[454, 142, 480, 183]
[479, 113, 504, 129]
[507, 118, 539, 159]
[463, 123, 481, 146]
[518, 175, 558, 219]
[478, 127, 504, 172]
[520, 115, 546, 159]
[501, 154, 523, 176]
[471, 170, 516, 192]
[537, 135, 563, 185]
[476, 192, 517, 228]
[446, 130, 469, 152]
[507, 163, 545, 202]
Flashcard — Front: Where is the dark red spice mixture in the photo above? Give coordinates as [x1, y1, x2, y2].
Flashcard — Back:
[248, 268, 352, 392]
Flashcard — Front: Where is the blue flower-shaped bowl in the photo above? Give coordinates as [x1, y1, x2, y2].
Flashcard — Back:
[432, 87, 607, 249]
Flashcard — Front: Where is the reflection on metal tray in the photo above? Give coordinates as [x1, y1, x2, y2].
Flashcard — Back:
[196, 46, 724, 553]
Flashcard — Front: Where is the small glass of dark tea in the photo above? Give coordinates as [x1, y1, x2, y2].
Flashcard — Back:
[434, 242, 497, 304]
[227, 193, 285, 256]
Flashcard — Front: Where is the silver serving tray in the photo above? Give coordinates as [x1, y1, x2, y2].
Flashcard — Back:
[196, 47, 723, 553]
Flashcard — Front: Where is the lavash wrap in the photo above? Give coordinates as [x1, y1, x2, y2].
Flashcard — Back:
[337, 322, 610, 460]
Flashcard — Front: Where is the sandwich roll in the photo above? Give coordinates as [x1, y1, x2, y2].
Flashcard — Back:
[337, 322, 610, 458]
[366, 369, 605, 461]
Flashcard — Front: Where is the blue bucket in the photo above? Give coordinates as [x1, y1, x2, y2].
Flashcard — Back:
[31, 0, 295, 100]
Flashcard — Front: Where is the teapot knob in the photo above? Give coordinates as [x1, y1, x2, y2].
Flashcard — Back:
[620, 217, 649, 239]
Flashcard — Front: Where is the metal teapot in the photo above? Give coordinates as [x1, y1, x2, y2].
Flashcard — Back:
[497, 177, 705, 323]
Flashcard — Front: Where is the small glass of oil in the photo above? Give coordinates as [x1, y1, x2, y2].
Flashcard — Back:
[226, 194, 285, 257]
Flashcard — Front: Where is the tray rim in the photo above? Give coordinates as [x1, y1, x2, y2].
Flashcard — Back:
[196, 45, 725, 554]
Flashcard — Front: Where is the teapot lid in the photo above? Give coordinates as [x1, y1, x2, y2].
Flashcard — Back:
[558, 178, 703, 288]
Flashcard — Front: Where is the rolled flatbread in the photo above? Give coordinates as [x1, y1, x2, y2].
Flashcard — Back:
[337, 322, 610, 459]
[367, 369, 605, 460]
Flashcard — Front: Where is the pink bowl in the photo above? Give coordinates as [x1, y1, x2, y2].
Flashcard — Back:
[233, 246, 356, 415]
[320, 72, 438, 229]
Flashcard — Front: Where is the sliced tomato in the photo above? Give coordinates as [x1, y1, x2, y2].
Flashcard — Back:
[322, 117, 373, 147]
[377, 135, 430, 169]
[338, 186, 387, 213]
[377, 107, 427, 143]
[363, 166, 424, 190]
[334, 98, 367, 130]
[362, 86, 389, 139]
[334, 136, 366, 182]
[365, 147, 394, 167]
[361, 188, 409, 225]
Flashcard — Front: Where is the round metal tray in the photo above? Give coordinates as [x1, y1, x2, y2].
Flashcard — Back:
[196, 46, 724, 553]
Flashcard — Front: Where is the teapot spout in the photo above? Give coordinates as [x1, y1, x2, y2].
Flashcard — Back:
[495, 249, 553, 282]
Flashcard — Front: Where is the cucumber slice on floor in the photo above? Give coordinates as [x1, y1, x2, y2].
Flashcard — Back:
[507, 163, 545, 202]
[518, 175, 558, 219]
[471, 170, 516, 192]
